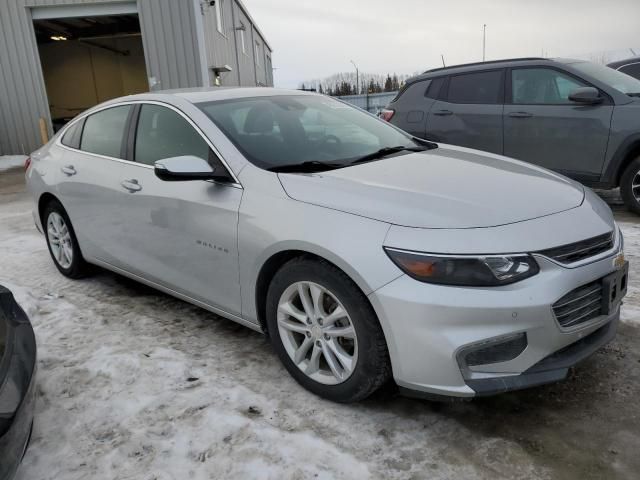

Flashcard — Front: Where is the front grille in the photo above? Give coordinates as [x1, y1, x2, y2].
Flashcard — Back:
[553, 280, 604, 328]
[538, 232, 613, 264]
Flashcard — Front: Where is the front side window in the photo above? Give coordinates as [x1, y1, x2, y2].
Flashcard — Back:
[134, 104, 210, 166]
[447, 70, 502, 104]
[511, 68, 587, 104]
[215, 0, 224, 33]
[198, 95, 423, 170]
[80, 105, 131, 159]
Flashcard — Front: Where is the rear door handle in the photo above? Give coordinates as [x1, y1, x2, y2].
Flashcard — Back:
[433, 109, 453, 116]
[121, 179, 142, 193]
[61, 165, 76, 176]
[508, 111, 533, 118]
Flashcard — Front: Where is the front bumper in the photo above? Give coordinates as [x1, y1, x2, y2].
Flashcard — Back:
[0, 287, 37, 480]
[368, 250, 625, 398]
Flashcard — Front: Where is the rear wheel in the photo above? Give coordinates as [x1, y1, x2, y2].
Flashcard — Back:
[43, 200, 89, 278]
[266, 257, 391, 402]
[620, 156, 640, 214]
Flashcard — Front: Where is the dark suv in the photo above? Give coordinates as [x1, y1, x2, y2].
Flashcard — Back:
[383, 58, 640, 212]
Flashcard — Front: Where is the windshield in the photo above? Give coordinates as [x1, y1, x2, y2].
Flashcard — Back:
[197, 95, 426, 170]
[570, 61, 640, 95]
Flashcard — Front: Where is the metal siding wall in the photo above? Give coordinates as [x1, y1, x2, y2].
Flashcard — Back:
[201, 0, 240, 86]
[232, 2, 256, 87]
[138, 0, 202, 91]
[0, 1, 52, 154]
[0, 0, 206, 154]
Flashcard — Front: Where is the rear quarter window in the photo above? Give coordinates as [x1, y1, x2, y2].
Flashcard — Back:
[61, 119, 84, 149]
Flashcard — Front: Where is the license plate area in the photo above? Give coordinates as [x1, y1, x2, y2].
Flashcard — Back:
[602, 261, 629, 315]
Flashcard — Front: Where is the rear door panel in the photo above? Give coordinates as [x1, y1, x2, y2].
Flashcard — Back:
[425, 69, 505, 155]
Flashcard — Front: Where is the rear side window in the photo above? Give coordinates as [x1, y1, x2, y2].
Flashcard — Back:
[620, 63, 640, 81]
[134, 104, 210, 166]
[447, 70, 503, 104]
[425, 77, 445, 99]
[395, 80, 431, 103]
[61, 119, 84, 149]
[80, 105, 132, 159]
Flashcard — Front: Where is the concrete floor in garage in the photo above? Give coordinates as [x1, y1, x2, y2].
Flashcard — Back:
[1, 167, 639, 480]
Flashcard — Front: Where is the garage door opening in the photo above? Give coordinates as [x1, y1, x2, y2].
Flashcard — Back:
[33, 14, 147, 132]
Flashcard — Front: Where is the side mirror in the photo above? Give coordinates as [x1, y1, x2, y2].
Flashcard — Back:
[568, 87, 603, 105]
[154, 156, 217, 181]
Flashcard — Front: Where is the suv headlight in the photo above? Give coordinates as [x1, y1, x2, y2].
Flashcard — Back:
[384, 248, 539, 286]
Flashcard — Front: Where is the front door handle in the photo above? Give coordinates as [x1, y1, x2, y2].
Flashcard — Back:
[508, 111, 533, 118]
[61, 165, 76, 176]
[433, 109, 453, 116]
[121, 179, 142, 193]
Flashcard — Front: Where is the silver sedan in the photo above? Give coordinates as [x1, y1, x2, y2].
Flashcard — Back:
[26, 88, 628, 402]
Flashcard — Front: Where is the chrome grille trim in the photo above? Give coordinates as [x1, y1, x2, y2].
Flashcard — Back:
[552, 279, 604, 328]
[538, 232, 614, 265]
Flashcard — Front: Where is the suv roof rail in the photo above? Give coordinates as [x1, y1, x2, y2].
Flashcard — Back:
[423, 57, 548, 74]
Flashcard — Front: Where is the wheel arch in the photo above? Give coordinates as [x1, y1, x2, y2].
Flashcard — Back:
[38, 192, 63, 224]
[607, 135, 640, 186]
[254, 247, 380, 337]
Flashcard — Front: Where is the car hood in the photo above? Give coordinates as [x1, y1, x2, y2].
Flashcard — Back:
[278, 145, 585, 229]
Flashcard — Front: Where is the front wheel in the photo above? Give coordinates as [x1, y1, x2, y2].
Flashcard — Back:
[620, 156, 640, 214]
[266, 258, 391, 402]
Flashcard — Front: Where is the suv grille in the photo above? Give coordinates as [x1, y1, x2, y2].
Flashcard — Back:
[553, 280, 603, 328]
[538, 232, 613, 264]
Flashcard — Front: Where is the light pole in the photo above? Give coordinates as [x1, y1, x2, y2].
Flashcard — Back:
[350, 59, 359, 95]
[482, 24, 487, 61]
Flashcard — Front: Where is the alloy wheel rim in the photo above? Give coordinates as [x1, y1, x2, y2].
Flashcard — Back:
[47, 212, 73, 269]
[632, 171, 640, 203]
[277, 281, 358, 385]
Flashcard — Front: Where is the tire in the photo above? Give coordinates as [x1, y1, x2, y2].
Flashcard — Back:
[620, 156, 640, 215]
[42, 200, 89, 279]
[266, 257, 391, 402]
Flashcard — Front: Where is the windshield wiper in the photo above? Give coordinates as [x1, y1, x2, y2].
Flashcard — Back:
[267, 161, 343, 173]
[350, 145, 428, 165]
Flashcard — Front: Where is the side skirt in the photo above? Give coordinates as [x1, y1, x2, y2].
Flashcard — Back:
[89, 258, 263, 333]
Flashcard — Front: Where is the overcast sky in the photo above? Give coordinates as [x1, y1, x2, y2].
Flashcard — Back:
[241, 0, 640, 88]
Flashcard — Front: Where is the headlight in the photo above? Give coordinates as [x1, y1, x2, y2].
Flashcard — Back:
[384, 248, 539, 286]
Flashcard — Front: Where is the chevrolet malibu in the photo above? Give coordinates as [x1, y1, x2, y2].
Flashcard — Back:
[26, 88, 628, 402]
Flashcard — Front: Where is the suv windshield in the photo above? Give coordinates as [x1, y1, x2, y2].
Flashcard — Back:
[570, 61, 640, 95]
[197, 95, 432, 171]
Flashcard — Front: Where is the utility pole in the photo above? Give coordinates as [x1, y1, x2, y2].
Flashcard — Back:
[482, 24, 487, 61]
[350, 59, 359, 95]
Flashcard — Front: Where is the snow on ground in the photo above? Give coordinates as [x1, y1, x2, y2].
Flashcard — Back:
[1, 177, 639, 479]
[0, 155, 27, 172]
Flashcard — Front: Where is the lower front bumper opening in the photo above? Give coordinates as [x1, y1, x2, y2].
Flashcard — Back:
[466, 318, 618, 397]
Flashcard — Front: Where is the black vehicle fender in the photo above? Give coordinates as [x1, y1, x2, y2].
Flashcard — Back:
[603, 133, 640, 186]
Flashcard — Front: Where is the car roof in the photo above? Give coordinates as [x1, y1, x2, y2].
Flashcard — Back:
[115, 87, 318, 105]
[405, 57, 588, 85]
[607, 56, 640, 69]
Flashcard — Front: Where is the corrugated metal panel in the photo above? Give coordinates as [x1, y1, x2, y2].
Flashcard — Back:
[232, 2, 256, 87]
[201, 0, 240, 86]
[0, 0, 205, 154]
[0, 0, 271, 154]
[138, 0, 202, 90]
